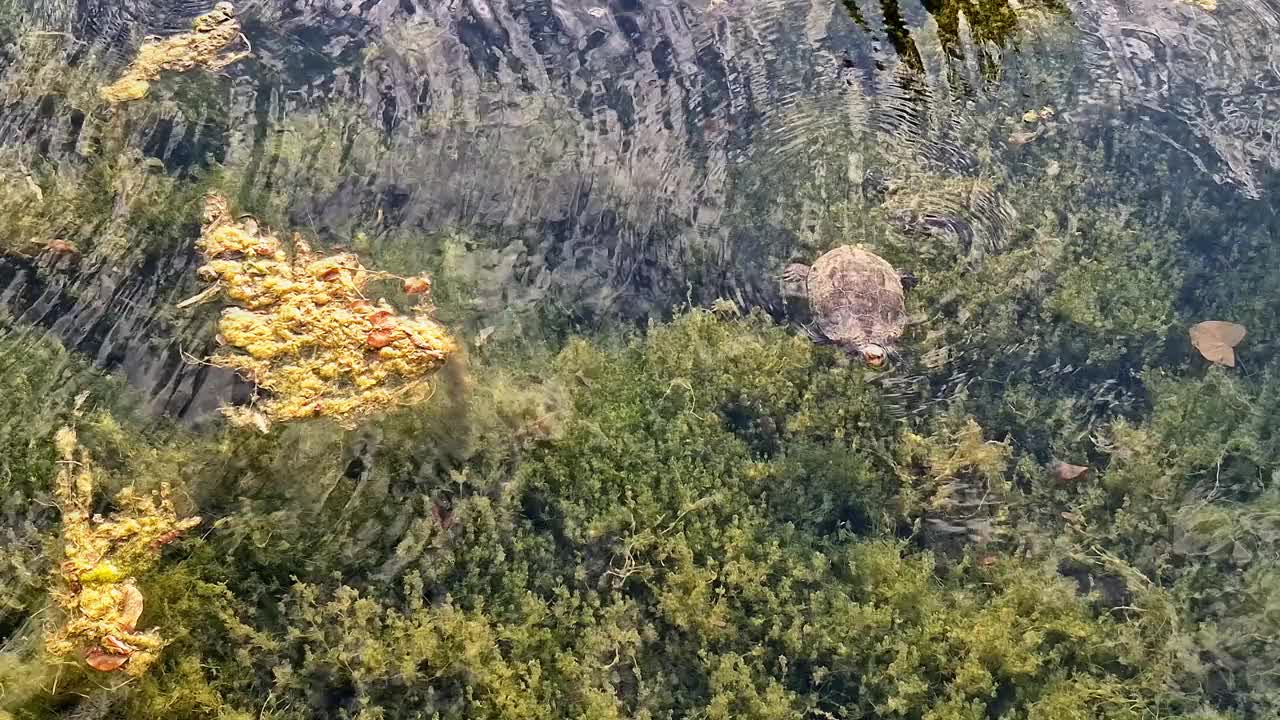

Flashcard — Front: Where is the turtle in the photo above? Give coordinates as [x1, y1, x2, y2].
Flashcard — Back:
[782, 245, 910, 367]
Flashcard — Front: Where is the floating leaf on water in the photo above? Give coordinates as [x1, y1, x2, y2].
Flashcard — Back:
[1189, 320, 1247, 367]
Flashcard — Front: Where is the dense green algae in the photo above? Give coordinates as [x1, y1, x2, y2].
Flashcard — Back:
[1, 299, 1278, 718]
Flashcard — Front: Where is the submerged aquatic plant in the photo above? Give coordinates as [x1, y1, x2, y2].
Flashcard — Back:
[45, 426, 201, 676]
[98, 2, 250, 104]
[2, 0, 1279, 715]
[187, 193, 456, 429]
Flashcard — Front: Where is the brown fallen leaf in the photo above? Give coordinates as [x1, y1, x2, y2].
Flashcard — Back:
[1049, 461, 1089, 482]
[1190, 320, 1247, 367]
[118, 583, 145, 631]
[367, 328, 396, 349]
[1008, 127, 1041, 145]
[45, 239, 78, 255]
[84, 647, 130, 672]
[403, 275, 432, 295]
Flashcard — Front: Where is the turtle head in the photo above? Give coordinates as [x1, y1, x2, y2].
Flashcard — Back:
[858, 344, 888, 368]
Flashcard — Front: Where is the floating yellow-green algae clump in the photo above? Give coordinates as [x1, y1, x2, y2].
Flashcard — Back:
[99, 2, 250, 104]
[45, 427, 201, 676]
[191, 193, 456, 429]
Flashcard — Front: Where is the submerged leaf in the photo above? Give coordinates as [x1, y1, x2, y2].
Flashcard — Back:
[403, 275, 432, 295]
[118, 583, 145, 631]
[1189, 320, 1247, 366]
[84, 648, 130, 672]
[1049, 461, 1090, 481]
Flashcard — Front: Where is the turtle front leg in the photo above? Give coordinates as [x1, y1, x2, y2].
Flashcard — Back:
[781, 263, 810, 300]
[799, 322, 831, 346]
[782, 263, 810, 284]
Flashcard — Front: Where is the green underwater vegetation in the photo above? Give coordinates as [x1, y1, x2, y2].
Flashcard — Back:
[1, 0, 1280, 718]
[3, 288, 1280, 718]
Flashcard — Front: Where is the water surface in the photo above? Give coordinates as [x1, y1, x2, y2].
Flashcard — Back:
[1, 0, 1279, 717]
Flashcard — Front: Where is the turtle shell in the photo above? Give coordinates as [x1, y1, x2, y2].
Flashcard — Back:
[806, 246, 907, 350]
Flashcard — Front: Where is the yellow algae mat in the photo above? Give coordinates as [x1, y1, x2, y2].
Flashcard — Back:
[187, 194, 456, 429]
[100, 2, 250, 103]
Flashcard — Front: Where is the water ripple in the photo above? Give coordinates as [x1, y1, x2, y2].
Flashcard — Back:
[1073, 0, 1280, 198]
